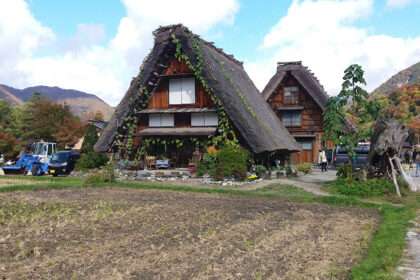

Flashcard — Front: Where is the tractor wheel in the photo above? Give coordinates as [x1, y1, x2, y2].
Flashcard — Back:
[31, 164, 42, 176]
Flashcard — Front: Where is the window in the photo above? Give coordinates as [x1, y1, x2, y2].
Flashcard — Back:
[169, 78, 195, 104]
[149, 114, 174, 127]
[284, 86, 298, 102]
[191, 112, 218, 126]
[300, 142, 313, 150]
[282, 111, 301, 126]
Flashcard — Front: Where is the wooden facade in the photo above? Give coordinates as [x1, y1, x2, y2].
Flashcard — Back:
[132, 58, 217, 165]
[265, 70, 332, 164]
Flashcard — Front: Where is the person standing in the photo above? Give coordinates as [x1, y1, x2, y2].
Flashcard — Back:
[318, 150, 327, 172]
[416, 153, 420, 177]
[409, 149, 414, 170]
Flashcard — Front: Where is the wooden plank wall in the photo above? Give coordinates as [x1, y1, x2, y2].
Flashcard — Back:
[267, 74, 332, 164]
[146, 58, 214, 109]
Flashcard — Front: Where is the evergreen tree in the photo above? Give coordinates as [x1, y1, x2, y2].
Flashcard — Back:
[81, 125, 99, 154]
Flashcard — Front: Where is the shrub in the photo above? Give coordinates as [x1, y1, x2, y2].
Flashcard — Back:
[213, 166, 224, 181]
[333, 178, 396, 198]
[207, 146, 218, 155]
[76, 152, 108, 171]
[84, 159, 115, 184]
[298, 162, 313, 173]
[285, 165, 293, 174]
[234, 169, 248, 181]
[336, 163, 354, 180]
[254, 165, 267, 173]
[217, 143, 250, 176]
[195, 153, 218, 176]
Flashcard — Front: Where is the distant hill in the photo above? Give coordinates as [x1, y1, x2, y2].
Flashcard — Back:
[0, 84, 114, 121]
[372, 62, 420, 96]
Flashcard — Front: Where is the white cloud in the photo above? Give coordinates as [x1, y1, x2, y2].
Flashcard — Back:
[386, 0, 418, 8]
[0, 0, 55, 86]
[246, 0, 420, 96]
[0, 0, 239, 106]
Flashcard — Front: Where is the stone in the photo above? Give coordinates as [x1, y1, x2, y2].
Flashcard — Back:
[407, 232, 418, 238]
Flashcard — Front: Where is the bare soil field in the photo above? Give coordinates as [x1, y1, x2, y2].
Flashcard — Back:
[0, 187, 380, 279]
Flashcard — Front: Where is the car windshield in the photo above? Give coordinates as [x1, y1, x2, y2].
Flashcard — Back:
[50, 153, 69, 163]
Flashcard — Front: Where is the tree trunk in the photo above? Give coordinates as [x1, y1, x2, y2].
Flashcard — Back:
[367, 118, 417, 193]
[389, 157, 401, 197]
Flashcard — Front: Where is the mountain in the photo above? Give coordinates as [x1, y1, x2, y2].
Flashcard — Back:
[0, 84, 114, 121]
[372, 62, 420, 96]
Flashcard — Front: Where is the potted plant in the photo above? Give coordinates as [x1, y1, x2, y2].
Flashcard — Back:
[285, 165, 293, 177]
[189, 166, 197, 178]
[255, 165, 267, 179]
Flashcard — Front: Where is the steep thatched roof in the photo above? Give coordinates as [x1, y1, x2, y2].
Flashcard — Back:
[94, 24, 301, 154]
[262, 61, 355, 133]
[262, 61, 329, 110]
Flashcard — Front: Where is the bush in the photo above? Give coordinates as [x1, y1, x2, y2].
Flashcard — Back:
[254, 165, 267, 173]
[217, 143, 250, 176]
[76, 152, 108, 171]
[336, 163, 354, 180]
[234, 169, 248, 181]
[333, 178, 396, 198]
[298, 162, 312, 173]
[285, 165, 293, 174]
[84, 159, 115, 184]
[213, 166, 224, 181]
[195, 153, 218, 176]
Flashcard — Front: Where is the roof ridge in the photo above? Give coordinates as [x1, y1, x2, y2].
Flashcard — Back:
[277, 61, 327, 94]
[154, 24, 244, 67]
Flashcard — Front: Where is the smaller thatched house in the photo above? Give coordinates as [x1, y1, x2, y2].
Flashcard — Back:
[94, 24, 300, 166]
[262, 61, 333, 164]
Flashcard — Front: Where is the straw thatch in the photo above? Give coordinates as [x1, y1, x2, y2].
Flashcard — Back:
[94, 24, 301, 154]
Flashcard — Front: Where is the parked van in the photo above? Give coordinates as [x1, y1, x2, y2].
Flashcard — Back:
[48, 150, 79, 177]
[333, 143, 370, 168]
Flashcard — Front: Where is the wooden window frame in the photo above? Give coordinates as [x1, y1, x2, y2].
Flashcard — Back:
[282, 110, 301, 127]
[169, 78, 196, 105]
[149, 114, 175, 127]
[284, 86, 299, 104]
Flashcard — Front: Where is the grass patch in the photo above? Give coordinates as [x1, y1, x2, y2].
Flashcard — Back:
[351, 204, 416, 279]
[252, 184, 318, 198]
[0, 175, 417, 278]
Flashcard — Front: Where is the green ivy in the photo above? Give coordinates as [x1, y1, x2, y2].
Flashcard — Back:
[171, 29, 237, 144]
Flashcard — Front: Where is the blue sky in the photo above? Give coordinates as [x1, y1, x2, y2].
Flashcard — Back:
[1, 0, 419, 106]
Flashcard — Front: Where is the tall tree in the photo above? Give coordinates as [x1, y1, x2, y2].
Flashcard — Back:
[81, 124, 99, 154]
[323, 64, 380, 158]
[53, 116, 86, 148]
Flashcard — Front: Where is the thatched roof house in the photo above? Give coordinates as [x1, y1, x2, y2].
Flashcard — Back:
[94, 24, 300, 157]
[262, 61, 328, 109]
[262, 61, 353, 163]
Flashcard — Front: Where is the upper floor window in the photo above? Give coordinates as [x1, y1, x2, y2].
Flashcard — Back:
[284, 86, 298, 102]
[169, 78, 195, 105]
[282, 111, 301, 127]
[191, 112, 218, 126]
[149, 114, 174, 127]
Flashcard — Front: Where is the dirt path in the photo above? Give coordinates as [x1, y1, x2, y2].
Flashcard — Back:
[240, 169, 334, 196]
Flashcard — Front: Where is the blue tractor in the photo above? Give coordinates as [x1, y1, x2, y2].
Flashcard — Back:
[2, 141, 57, 176]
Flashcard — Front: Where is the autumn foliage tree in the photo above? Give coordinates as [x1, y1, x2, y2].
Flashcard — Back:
[0, 133, 18, 158]
[53, 116, 86, 148]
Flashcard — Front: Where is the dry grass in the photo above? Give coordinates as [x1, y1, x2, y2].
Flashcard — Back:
[0, 187, 380, 279]
[0, 178, 52, 188]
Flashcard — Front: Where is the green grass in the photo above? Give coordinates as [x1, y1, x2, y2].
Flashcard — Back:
[0, 175, 417, 279]
[351, 204, 416, 280]
[252, 184, 318, 198]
